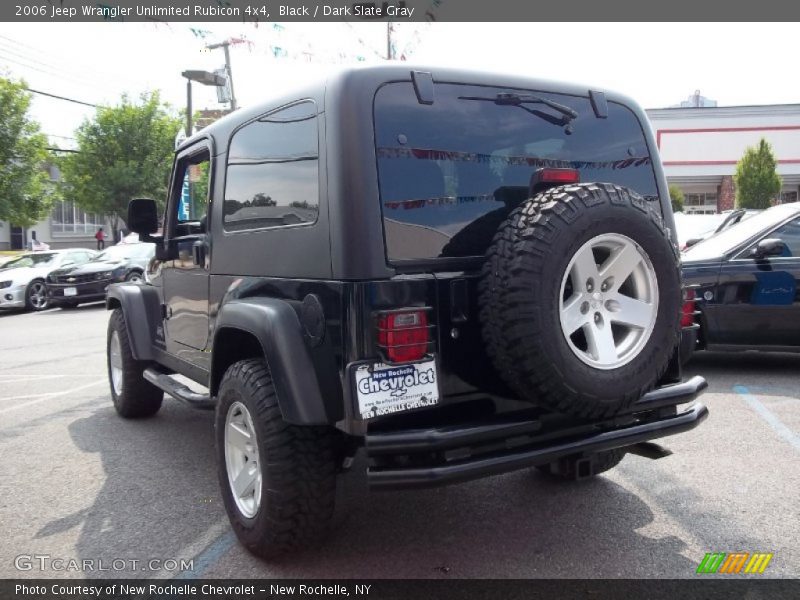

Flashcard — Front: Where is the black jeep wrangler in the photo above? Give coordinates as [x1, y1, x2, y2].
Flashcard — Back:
[109, 65, 707, 558]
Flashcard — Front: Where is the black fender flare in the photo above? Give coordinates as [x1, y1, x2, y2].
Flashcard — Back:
[105, 283, 162, 361]
[212, 298, 329, 425]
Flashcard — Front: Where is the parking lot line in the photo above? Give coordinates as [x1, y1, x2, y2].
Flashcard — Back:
[733, 385, 800, 452]
[0, 379, 106, 414]
[1, 374, 100, 383]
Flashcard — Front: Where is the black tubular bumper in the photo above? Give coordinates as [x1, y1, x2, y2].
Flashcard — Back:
[366, 376, 709, 490]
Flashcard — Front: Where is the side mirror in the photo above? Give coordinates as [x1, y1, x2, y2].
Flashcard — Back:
[127, 198, 159, 235]
[751, 238, 786, 259]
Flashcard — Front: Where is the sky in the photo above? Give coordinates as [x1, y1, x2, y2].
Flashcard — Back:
[0, 22, 797, 148]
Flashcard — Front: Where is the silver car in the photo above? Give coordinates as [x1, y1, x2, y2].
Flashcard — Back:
[0, 249, 97, 311]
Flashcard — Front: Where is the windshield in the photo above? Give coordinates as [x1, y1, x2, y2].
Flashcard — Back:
[2, 253, 59, 269]
[374, 82, 658, 261]
[92, 244, 153, 262]
[682, 204, 800, 261]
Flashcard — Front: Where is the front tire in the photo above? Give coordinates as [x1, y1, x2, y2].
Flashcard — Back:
[215, 359, 338, 559]
[125, 271, 143, 283]
[25, 279, 48, 311]
[107, 309, 163, 418]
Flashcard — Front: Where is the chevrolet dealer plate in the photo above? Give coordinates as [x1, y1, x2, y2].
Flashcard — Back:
[354, 359, 439, 419]
[64, 287, 77, 296]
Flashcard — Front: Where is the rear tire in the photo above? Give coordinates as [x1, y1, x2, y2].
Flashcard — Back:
[536, 449, 626, 480]
[215, 358, 339, 559]
[107, 309, 162, 418]
[479, 183, 681, 419]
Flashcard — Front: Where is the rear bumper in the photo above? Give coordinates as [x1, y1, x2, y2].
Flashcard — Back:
[366, 376, 708, 490]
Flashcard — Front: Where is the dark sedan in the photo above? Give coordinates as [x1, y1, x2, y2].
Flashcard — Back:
[681, 203, 800, 361]
[47, 243, 155, 308]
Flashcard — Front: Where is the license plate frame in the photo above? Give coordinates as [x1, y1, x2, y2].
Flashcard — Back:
[353, 359, 440, 420]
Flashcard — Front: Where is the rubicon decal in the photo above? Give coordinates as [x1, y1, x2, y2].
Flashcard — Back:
[696, 552, 773, 574]
[355, 360, 440, 419]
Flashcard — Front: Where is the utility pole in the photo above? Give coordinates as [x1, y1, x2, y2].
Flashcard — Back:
[386, 22, 393, 60]
[207, 40, 238, 111]
[185, 79, 192, 136]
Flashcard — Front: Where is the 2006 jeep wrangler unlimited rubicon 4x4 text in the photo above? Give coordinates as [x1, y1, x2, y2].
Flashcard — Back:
[108, 65, 708, 558]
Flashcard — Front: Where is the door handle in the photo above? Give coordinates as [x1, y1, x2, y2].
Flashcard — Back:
[192, 240, 206, 267]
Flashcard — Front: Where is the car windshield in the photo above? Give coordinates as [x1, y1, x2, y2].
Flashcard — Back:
[682, 204, 800, 261]
[2, 253, 59, 269]
[92, 244, 153, 262]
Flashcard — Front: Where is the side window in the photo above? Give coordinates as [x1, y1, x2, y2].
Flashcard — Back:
[767, 218, 800, 257]
[223, 101, 319, 231]
[173, 149, 211, 236]
[740, 217, 800, 259]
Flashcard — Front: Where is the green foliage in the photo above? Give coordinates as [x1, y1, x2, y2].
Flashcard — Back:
[60, 92, 182, 238]
[734, 138, 782, 210]
[0, 77, 52, 227]
[668, 184, 684, 213]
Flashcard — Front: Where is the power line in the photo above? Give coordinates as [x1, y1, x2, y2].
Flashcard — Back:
[0, 33, 152, 89]
[0, 42, 97, 87]
[25, 87, 103, 108]
[46, 147, 80, 153]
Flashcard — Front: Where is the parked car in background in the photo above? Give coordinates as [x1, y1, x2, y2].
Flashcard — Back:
[0, 254, 22, 269]
[680, 203, 800, 362]
[0, 249, 97, 311]
[674, 209, 760, 251]
[47, 242, 155, 308]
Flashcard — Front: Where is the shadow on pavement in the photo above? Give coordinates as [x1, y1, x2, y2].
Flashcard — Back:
[35, 403, 223, 578]
[207, 456, 697, 578]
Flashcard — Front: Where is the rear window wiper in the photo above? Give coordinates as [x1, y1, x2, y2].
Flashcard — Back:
[459, 92, 578, 133]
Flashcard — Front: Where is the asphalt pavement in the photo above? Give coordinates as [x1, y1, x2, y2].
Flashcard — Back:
[0, 304, 798, 579]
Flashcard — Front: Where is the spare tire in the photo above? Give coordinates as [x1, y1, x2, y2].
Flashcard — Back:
[478, 183, 680, 419]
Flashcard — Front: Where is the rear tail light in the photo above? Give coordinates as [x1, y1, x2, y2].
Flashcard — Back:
[681, 289, 696, 327]
[531, 167, 581, 187]
[377, 310, 429, 363]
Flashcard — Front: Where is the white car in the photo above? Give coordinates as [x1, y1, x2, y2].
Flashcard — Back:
[0, 249, 97, 311]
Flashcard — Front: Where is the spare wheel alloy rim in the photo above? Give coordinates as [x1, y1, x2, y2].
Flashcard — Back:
[558, 233, 659, 370]
[224, 401, 262, 518]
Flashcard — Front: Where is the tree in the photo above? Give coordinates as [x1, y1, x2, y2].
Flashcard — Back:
[668, 184, 684, 213]
[0, 77, 52, 227]
[734, 138, 782, 210]
[60, 92, 182, 240]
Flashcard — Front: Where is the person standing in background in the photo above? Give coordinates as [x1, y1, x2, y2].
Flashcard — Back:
[95, 227, 105, 250]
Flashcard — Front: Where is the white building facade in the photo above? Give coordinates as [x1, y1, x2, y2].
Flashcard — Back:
[0, 164, 107, 251]
[646, 104, 800, 214]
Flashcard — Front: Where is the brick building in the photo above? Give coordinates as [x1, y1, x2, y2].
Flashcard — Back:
[646, 104, 800, 214]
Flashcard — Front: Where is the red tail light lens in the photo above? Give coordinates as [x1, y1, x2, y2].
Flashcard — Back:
[532, 167, 581, 186]
[377, 310, 429, 363]
[681, 289, 696, 327]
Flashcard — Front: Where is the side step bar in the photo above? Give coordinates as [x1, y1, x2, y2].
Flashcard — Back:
[143, 367, 214, 410]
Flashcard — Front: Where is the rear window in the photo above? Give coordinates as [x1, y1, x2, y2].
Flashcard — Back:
[374, 82, 658, 261]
